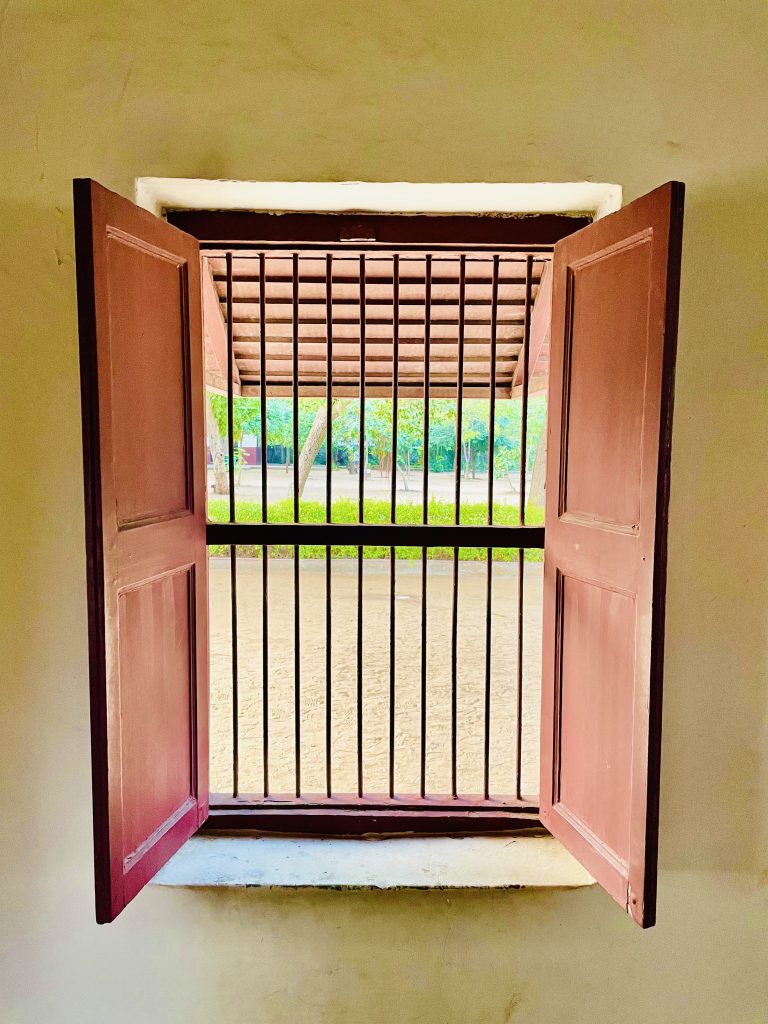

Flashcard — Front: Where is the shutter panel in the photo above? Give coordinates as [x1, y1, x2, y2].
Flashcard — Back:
[540, 182, 684, 928]
[74, 179, 209, 923]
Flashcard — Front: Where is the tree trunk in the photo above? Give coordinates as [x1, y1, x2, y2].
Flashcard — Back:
[297, 404, 330, 498]
[398, 450, 410, 491]
[529, 429, 547, 509]
[206, 395, 229, 495]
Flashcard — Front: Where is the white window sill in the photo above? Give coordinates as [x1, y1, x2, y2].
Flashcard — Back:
[152, 832, 595, 890]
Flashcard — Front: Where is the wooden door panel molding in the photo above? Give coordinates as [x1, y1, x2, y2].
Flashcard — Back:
[540, 182, 684, 927]
[104, 227, 194, 529]
[116, 567, 198, 859]
[559, 231, 654, 530]
[554, 573, 635, 861]
[74, 178, 209, 923]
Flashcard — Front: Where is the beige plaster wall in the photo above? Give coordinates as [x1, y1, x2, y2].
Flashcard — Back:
[1, 3, 766, 1021]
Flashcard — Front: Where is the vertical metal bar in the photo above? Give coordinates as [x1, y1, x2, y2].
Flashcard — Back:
[225, 252, 239, 798]
[483, 255, 500, 801]
[422, 254, 432, 525]
[388, 254, 399, 798]
[292, 252, 301, 797]
[325, 253, 333, 798]
[450, 255, 466, 799]
[293, 253, 301, 524]
[259, 253, 269, 797]
[419, 254, 432, 799]
[519, 255, 533, 526]
[259, 253, 268, 517]
[226, 253, 236, 524]
[356, 254, 366, 798]
[516, 254, 534, 801]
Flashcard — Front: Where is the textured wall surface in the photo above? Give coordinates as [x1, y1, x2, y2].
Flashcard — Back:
[1, 3, 766, 1022]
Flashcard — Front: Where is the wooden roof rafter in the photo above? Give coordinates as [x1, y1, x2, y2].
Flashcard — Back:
[203, 249, 553, 400]
[202, 260, 240, 396]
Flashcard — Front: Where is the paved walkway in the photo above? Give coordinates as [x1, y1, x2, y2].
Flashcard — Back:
[211, 464, 525, 507]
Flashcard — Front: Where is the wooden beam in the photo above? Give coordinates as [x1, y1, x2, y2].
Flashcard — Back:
[512, 259, 551, 390]
[226, 295, 531, 307]
[168, 208, 586, 246]
[235, 355, 519, 370]
[240, 384, 514, 399]
[214, 272, 539, 286]
[509, 375, 548, 399]
[233, 316, 527, 327]
[233, 341, 522, 358]
[203, 258, 240, 395]
[233, 327, 526, 341]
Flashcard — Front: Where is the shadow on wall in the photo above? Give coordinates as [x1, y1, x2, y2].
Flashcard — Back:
[129, 877, 759, 1023]
[657, 175, 768, 876]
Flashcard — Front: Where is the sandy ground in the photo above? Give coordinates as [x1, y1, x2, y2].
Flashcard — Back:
[209, 557, 542, 802]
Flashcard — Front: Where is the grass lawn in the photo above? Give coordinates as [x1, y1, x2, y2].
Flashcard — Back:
[208, 496, 544, 561]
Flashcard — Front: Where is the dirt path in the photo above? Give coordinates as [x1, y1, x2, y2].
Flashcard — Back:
[212, 463, 526, 508]
[209, 557, 542, 801]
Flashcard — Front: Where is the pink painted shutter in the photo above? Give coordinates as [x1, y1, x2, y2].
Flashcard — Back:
[74, 179, 209, 923]
[540, 182, 684, 927]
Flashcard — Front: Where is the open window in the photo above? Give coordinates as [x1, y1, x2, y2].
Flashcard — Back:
[178, 213, 568, 833]
[74, 179, 683, 926]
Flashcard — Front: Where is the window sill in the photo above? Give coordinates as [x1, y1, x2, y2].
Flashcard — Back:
[152, 831, 595, 890]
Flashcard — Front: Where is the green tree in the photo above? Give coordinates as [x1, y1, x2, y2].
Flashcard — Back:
[265, 399, 293, 469]
[394, 400, 425, 488]
[461, 399, 489, 478]
[207, 392, 261, 493]
[330, 399, 363, 470]
[364, 398, 392, 473]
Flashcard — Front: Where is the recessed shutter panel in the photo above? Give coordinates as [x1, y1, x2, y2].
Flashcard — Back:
[540, 182, 684, 927]
[74, 179, 209, 923]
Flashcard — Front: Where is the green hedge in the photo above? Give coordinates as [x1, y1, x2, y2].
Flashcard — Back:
[208, 496, 543, 561]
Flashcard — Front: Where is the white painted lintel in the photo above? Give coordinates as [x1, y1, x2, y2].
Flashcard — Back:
[136, 178, 622, 221]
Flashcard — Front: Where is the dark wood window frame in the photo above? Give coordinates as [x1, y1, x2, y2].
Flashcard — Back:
[168, 209, 588, 837]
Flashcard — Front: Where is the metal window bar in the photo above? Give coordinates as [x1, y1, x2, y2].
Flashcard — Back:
[388, 254, 399, 799]
[207, 246, 548, 826]
[225, 252, 239, 799]
[357, 254, 366, 798]
[259, 252, 269, 797]
[292, 253, 301, 797]
[451, 255, 466, 798]
[483, 255, 500, 801]
[325, 253, 333, 799]
[420, 254, 432, 800]
[516, 255, 534, 801]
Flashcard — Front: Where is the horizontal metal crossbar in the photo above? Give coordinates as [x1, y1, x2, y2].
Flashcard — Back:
[206, 522, 545, 549]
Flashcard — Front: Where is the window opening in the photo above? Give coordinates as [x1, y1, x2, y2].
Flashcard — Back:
[201, 234, 550, 827]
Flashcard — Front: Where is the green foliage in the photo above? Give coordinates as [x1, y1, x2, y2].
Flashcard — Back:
[263, 398, 292, 450]
[208, 392, 258, 446]
[207, 496, 544, 562]
[208, 393, 548, 478]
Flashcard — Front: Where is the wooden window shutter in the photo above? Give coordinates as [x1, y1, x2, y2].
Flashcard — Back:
[540, 182, 685, 927]
[74, 179, 209, 923]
